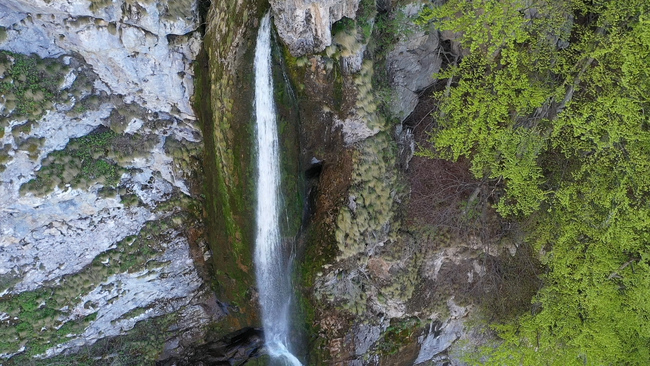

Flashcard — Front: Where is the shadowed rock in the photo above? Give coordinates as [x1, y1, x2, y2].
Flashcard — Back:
[158, 327, 265, 366]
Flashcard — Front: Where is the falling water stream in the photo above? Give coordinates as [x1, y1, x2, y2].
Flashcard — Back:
[253, 12, 303, 366]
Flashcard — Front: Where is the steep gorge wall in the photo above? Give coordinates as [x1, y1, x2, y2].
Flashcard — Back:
[270, 0, 360, 56]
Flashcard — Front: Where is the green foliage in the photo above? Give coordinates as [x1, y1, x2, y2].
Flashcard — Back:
[419, 0, 650, 364]
[6, 313, 177, 366]
[20, 128, 122, 195]
[356, 0, 377, 41]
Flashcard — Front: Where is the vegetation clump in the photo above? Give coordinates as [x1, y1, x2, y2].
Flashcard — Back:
[164, 136, 202, 183]
[0, 143, 12, 172]
[335, 132, 401, 259]
[418, 0, 650, 364]
[375, 317, 421, 356]
[0, 51, 68, 124]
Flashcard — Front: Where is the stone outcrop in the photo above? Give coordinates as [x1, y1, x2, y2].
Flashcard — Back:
[270, 0, 361, 56]
[275, 1, 496, 364]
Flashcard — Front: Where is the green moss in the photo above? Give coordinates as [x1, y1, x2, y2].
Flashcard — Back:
[8, 313, 178, 365]
[158, 0, 195, 20]
[163, 136, 203, 184]
[272, 39, 304, 239]
[11, 120, 34, 137]
[0, 143, 12, 165]
[88, 0, 114, 11]
[120, 193, 140, 207]
[112, 307, 149, 324]
[356, 0, 377, 41]
[0, 273, 21, 293]
[195, 0, 268, 332]
[17, 137, 44, 160]
[106, 103, 147, 134]
[97, 186, 117, 198]
[332, 17, 356, 37]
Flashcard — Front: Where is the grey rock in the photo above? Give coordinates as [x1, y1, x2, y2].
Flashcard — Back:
[355, 323, 382, 356]
[0, 0, 201, 118]
[415, 299, 468, 365]
[333, 114, 380, 145]
[414, 319, 464, 365]
[386, 4, 442, 121]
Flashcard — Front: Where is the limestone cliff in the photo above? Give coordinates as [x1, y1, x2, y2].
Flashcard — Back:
[0, 0, 218, 362]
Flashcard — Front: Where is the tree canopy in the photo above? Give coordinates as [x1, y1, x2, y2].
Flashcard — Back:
[419, 0, 650, 364]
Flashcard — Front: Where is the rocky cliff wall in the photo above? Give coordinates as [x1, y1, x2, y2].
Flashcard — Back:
[0, 0, 218, 362]
[273, 1, 500, 365]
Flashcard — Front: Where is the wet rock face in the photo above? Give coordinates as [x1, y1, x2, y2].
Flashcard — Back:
[0, 0, 216, 362]
[270, 0, 360, 56]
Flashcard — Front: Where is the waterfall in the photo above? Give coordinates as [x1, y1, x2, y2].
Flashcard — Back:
[253, 12, 302, 366]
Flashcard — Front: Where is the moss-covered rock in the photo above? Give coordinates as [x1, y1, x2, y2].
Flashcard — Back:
[196, 0, 267, 333]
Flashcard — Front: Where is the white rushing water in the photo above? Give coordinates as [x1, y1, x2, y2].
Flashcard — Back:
[254, 12, 303, 366]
